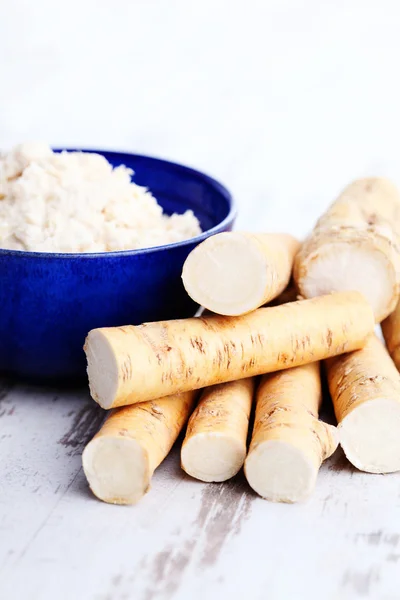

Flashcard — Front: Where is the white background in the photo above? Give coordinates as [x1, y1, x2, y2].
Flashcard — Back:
[1, 2, 400, 600]
[2, 0, 400, 235]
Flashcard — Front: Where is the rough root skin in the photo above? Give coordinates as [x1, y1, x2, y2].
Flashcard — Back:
[326, 335, 400, 474]
[181, 378, 254, 482]
[82, 391, 197, 505]
[382, 299, 400, 370]
[85, 291, 375, 409]
[244, 362, 338, 503]
[294, 178, 400, 322]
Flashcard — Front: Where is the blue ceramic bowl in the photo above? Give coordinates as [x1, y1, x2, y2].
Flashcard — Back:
[0, 150, 235, 382]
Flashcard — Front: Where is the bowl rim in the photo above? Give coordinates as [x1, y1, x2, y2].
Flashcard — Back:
[0, 148, 236, 259]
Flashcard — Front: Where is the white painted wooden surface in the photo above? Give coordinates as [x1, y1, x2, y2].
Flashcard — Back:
[1, 1, 400, 598]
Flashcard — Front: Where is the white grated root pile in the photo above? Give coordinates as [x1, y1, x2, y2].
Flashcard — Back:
[0, 143, 201, 253]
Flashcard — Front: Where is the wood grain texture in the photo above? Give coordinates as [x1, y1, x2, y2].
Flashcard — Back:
[3, 1, 400, 598]
[1, 383, 400, 600]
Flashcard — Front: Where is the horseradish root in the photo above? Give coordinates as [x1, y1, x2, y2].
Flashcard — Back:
[294, 178, 400, 322]
[244, 363, 338, 503]
[326, 335, 400, 474]
[182, 232, 300, 315]
[85, 291, 374, 409]
[382, 300, 400, 370]
[181, 378, 254, 482]
[82, 391, 196, 504]
[267, 279, 301, 306]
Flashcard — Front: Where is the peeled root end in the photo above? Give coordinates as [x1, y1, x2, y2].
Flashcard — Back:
[182, 232, 269, 316]
[181, 432, 246, 482]
[339, 398, 400, 474]
[82, 436, 149, 505]
[299, 242, 397, 322]
[85, 329, 119, 409]
[245, 440, 317, 503]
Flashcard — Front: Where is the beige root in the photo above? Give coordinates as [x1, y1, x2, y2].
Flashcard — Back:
[267, 279, 301, 306]
[382, 300, 400, 370]
[180, 280, 296, 483]
[326, 335, 400, 473]
[85, 291, 374, 409]
[181, 378, 254, 482]
[82, 391, 196, 505]
[294, 177, 400, 322]
[244, 362, 338, 503]
[182, 232, 300, 315]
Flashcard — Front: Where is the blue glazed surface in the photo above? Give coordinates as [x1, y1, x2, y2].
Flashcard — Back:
[0, 150, 235, 382]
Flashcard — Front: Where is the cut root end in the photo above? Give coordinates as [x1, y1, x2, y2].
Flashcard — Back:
[182, 232, 269, 316]
[82, 436, 149, 504]
[339, 398, 400, 474]
[244, 440, 317, 503]
[85, 329, 119, 409]
[297, 242, 397, 322]
[181, 432, 246, 482]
